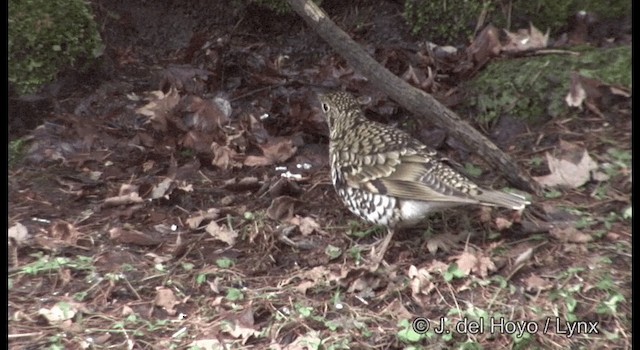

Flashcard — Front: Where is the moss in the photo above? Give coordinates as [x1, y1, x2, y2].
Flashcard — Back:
[512, 0, 630, 33]
[9, 0, 103, 95]
[403, 0, 490, 44]
[9, 138, 28, 167]
[464, 46, 631, 125]
[404, 0, 630, 44]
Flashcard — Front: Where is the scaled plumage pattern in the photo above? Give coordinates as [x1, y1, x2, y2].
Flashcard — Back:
[319, 91, 529, 269]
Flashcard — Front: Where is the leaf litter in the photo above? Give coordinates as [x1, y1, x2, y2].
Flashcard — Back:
[8, 2, 631, 349]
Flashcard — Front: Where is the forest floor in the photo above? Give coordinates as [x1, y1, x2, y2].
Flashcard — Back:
[8, 1, 631, 349]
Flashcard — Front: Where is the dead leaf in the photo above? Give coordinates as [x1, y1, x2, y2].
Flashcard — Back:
[565, 71, 587, 108]
[224, 308, 260, 344]
[121, 305, 134, 316]
[211, 142, 238, 169]
[267, 196, 298, 221]
[244, 137, 297, 167]
[151, 177, 174, 199]
[453, 251, 496, 278]
[513, 247, 534, 266]
[524, 274, 553, 292]
[186, 209, 221, 229]
[103, 192, 144, 207]
[287, 216, 326, 236]
[533, 140, 598, 188]
[294, 281, 315, 294]
[380, 299, 414, 321]
[408, 265, 435, 300]
[425, 232, 464, 254]
[502, 23, 549, 52]
[476, 256, 497, 277]
[38, 301, 79, 324]
[455, 252, 477, 275]
[155, 287, 179, 316]
[401, 65, 428, 88]
[49, 221, 79, 245]
[136, 88, 181, 132]
[8, 222, 30, 246]
[181, 95, 229, 132]
[494, 217, 513, 231]
[467, 24, 502, 63]
[205, 221, 237, 246]
[223, 176, 261, 192]
[426, 260, 449, 274]
[550, 226, 593, 243]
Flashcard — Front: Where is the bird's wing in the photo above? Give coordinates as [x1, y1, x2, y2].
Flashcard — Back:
[342, 147, 482, 204]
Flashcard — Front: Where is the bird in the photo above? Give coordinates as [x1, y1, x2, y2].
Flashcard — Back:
[318, 91, 529, 270]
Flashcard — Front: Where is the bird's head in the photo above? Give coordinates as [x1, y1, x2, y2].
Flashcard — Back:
[318, 91, 362, 135]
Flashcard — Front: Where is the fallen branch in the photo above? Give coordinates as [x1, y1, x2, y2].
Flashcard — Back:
[285, 0, 541, 195]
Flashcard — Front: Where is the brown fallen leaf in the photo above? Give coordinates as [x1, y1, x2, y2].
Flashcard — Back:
[533, 140, 598, 188]
[550, 226, 593, 243]
[467, 24, 502, 64]
[135, 88, 181, 132]
[287, 216, 327, 236]
[244, 137, 297, 167]
[109, 227, 164, 246]
[186, 208, 221, 229]
[205, 220, 237, 246]
[425, 232, 465, 254]
[224, 307, 260, 344]
[50, 221, 80, 245]
[151, 177, 174, 199]
[103, 192, 144, 207]
[381, 299, 414, 320]
[565, 71, 587, 108]
[180, 95, 229, 132]
[524, 274, 553, 293]
[453, 251, 496, 278]
[408, 265, 435, 300]
[211, 142, 238, 169]
[267, 196, 299, 221]
[494, 216, 514, 231]
[454, 251, 477, 276]
[155, 287, 179, 316]
[8, 222, 30, 246]
[502, 23, 549, 52]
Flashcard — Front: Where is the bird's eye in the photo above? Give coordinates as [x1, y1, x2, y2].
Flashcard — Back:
[321, 102, 330, 113]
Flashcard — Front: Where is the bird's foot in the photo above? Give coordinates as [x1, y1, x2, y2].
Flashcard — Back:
[367, 229, 396, 272]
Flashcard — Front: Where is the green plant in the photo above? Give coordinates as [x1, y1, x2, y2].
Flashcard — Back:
[9, 0, 103, 95]
[216, 257, 235, 268]
[404, 0, 490, 43]
[9, 138, 28, 167]
[443, 263, 466, 282]
[464, 162, 483, 177]
[20, 253, 94, 275]
[465, 46, 631, 125]
[511, 0, 630, 35]
[225, 287, 244, 301]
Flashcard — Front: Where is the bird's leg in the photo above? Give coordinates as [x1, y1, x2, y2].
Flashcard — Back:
[370, 228, 396, 271]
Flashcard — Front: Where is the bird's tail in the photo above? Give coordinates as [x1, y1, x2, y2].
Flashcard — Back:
[474, 189, 530, 210]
